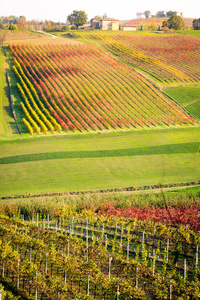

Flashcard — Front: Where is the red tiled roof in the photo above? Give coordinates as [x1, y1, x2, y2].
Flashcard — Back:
[101, 18, 119, 21]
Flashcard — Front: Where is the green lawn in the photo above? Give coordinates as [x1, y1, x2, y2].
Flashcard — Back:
[0, 47, 18, 138]
[163, 86, 200, 121]
[0, 127, 199, 197]
[176, 30, 200, 39]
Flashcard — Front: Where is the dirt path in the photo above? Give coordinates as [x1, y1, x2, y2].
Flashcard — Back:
[36, 30, 57, 38]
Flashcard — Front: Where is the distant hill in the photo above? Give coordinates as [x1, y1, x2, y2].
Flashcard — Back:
[122, 18, 167, 27]
[119, 17, 194, 28]
[182, 17, 194, 26]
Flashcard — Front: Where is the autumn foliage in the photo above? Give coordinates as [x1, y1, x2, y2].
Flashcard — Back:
[9, 43, 195, 134]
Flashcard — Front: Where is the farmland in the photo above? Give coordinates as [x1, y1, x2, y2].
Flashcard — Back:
[0, 31, 198, 198]
[0, 29, 200, 299]
[8, 43, 194, 135]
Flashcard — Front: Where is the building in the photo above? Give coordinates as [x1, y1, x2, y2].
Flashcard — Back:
[99, 18, 119, 30]
[122, 25, 137, 31]
[91, 19, 100, 29]
[156, 11, 167, 17]
[136, 12, 145, 19]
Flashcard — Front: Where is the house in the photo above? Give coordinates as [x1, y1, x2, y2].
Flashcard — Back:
[156, 11, 167, 17]
[136, 12, 145, 19]
[122, 25, 137, 31]
[99, 18, 119, 30]
[91, 19, 100, 29]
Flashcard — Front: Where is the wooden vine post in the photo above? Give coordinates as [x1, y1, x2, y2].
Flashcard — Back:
[45, 253, 48, 273]
[47, 214, 49, 228]
[59, 216, 61, 230]
[166, 239, 169, 261]
[57, 284, 60, 300]
[105, 234, 107, 251]
[136, 267, 138, 289]
[43, 218, 45, 229]
[127, 240, 129, 263]
[67, 238, 70, 256]
[87, 271, 90, 296]
[195, 246, 198, 268]
[142, 231, 145, 252]
[102, 223, 104, 241]
[169, 278, 172, 300]
[120, 227, 123, 247]
[36, 213, 39, 227]
[35, 271, 37, 300]
[2, 261, 4, 277]
[116, 281, 120, 300]
[184, 259, 187, 281]
[17, 259, 19, 288]
[152, 249, 155, 275]
[108, 254, 112, 280]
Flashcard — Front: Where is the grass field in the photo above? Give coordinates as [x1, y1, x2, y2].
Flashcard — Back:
[176, 30, 200, 39]
[0, 127, 199, 197]
[0, 47, 18, 138]
[164, 85, 200, 121]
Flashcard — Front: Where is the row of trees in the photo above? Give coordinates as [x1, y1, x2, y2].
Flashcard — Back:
[1, 12, 199, 32]
[0, 15, 68, 31]
[144, 10, 183, 19]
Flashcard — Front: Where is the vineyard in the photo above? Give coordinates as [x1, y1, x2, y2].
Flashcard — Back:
[74, 31, 200, 84]
[1, 200, 200, 299]
[8, 43, 195, 134]
[1, 30, 200, 299]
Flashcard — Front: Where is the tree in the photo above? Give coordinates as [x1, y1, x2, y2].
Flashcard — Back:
[94, 15, 102, 20]
[0, 30, 7, 45]
[167, 11, 177, 17]
[149, 23, 157, 31]
[162, 20, 169, 28]
[17, 17, 27, 30]
[67, 10, 87, 28]
[9, 23, 17, 30]
[167, 11, 173, 17]
[144, 11, 151, 19]
[168, 15, 185, 30]
[193, 18, 200, 30]
[0, 23, 4, 29]
[61, 25, 70, 31]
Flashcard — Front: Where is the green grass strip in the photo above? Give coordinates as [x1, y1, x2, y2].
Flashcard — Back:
[0, 142, 199, 165]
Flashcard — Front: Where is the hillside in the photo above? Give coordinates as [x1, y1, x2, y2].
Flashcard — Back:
[0, 31, 199, 198]
[120, 17, 195, 27]
[74, 31, 200, 84]
[8, 43, 195, 135]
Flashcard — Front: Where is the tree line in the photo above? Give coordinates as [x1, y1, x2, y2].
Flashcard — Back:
[0, 11, 200, 32]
